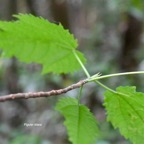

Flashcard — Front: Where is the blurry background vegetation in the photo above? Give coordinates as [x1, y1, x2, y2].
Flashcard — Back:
[0, 0, 144, 144]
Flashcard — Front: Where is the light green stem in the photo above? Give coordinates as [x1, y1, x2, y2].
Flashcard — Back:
[73, 50, 144, 93]
[88, 71, 144, 82]
[77, 86, 83, 105]
[94, 80, 116, 93]
[73, 50, 90, 78]
[73, 50, 115, 92]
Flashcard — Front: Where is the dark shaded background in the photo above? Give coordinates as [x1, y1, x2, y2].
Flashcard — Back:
[0, 0, 144, 144]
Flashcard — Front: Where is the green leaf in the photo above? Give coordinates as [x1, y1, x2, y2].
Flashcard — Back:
[0, 14, 86, 74]
[104, 86, 144, 144]
[56, 97, 99, 144]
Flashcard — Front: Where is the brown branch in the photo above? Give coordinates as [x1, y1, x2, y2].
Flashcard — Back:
[0, 79, 88, 102]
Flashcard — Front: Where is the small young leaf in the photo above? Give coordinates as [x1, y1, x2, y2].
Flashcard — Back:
[56, 97, 99, 144]
[0, 14, 86, 74]
[104, 86, 144, 144]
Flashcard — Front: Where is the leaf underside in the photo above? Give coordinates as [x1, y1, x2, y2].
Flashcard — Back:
[104, 86, 144, 144]
[56, 97, 99, 144]
[0, 14, 86, 74]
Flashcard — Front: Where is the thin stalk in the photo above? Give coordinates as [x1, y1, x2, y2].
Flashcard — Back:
[88, 71, 144, 82]
[73, 50, 90, 78]
[73, 50, 115, 92]
[94, 80, 116, 93]
[77, 86, 83, 105]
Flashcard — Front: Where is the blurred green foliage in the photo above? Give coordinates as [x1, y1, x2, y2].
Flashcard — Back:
[10, 135, 42, 144]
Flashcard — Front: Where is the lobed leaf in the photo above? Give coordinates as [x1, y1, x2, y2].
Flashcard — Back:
[104, 86, 144, 144]
[0, 14, 86, 74]
[56, 97, 99, 144]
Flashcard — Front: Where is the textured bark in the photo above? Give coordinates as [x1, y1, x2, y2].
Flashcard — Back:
[0, 0, 13, 20]
[26, 0, 37, 15]
[50, 0, 69, 29]
[120, 13, 143, 71]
